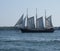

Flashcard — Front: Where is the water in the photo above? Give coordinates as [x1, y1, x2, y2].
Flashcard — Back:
[0, 30, 60, 51]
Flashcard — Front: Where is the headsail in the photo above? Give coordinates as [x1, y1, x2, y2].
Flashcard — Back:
[15, 14, 24, 28]
[45, 15, 53, 29]
[27, 16, 35, 29]
[36, 17, 44, 29]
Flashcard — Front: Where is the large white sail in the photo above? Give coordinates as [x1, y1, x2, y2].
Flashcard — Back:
[45, 15, 53, 29]
[27, 16, 35, 29]
[36, 17, 44, 29]
[15, 14, 24, 28]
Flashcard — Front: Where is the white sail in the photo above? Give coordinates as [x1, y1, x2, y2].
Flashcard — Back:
[23, 17, 26, 28]
[15, 14, 24, 28]
[45, 15, 53, 28]
[36, 17, 44, 29]
[27, 16, 35, 29]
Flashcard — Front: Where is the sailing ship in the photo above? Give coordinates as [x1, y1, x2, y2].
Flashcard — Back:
[15, 9, 54, 33]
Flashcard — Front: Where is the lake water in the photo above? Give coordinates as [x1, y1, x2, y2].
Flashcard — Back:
[0, 30, 60, 51]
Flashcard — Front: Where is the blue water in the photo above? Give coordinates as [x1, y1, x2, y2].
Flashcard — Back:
[0, 30, 60, 51]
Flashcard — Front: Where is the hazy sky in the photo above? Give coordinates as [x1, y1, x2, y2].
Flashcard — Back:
[0, 0, 60, 27]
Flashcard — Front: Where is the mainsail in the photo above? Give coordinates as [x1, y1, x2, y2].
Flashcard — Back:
[45, 15, 53, 29]
[15, 14, 24, 28]
[27, 16, 35, 29]
[36, 17, 44, 29]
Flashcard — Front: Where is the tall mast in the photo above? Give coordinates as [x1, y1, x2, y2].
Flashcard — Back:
[36, 8, 37, 19]
[36, 8, 37, 28]
[45, 10, 46, 28]
[27, 8, 28, 28]
[45, 10, 46, 18]
[27, 8, 28, 18]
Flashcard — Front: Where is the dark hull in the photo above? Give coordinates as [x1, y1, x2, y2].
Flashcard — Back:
[20, 28, 54, 33]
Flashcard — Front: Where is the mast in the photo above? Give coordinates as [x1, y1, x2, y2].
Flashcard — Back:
[45, 10, 46, 18]
[36, 8, 37, 28]
[27, 8, 28, 18]
[27, 8, 28, 28]
[50, 15, 53, 27]
[45, 10, 47, 28]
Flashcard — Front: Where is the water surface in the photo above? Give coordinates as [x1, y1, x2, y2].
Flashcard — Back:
[0, 30, 60, 51]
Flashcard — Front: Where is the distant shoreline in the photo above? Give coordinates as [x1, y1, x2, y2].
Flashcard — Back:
[0, 26, 60, 30]
[0, 27, 20, 30]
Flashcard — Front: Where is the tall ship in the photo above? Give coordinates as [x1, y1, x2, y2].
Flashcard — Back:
[15, 9, 54, 33]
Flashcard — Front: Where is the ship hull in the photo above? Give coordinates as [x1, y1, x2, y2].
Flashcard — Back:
[20, 28, 54, 33]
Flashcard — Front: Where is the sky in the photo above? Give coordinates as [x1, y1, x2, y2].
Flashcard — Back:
[0, 0, 60, 27]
